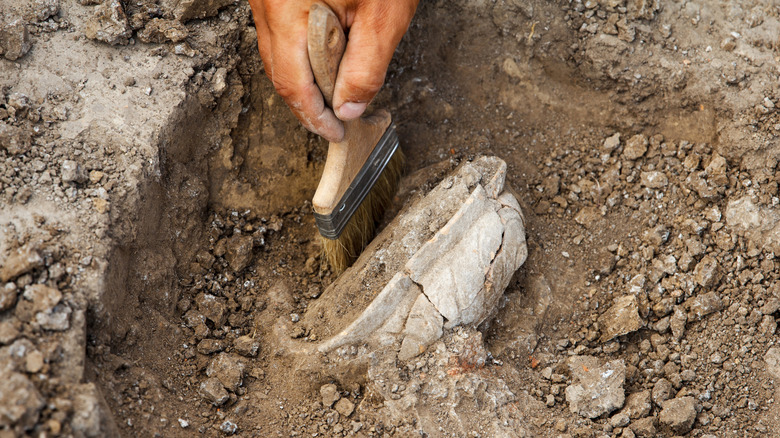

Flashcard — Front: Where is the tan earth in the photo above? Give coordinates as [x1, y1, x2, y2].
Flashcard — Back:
[2, 0, 780, 437]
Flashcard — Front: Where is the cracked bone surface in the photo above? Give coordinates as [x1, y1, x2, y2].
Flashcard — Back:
[297, 156, 527, 360]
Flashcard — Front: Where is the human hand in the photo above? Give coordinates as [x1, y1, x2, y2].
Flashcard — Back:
[247, 0, 419, 142]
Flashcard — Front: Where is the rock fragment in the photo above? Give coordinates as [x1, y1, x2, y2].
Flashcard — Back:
[599, 295, 643, 342]
[334, 398, 355, 417]
[0, 122, 33, 155]
[692, 255, 720, 288]
[603, 133, 621, 151]
[621, 390, 652, 419]
[0, 320, 20, 345]
[233, 336, 260, 357]
[640, 171, 668, 188]
[565, 356, 626, 418]
[658, 396, 697, 434]
[320, 384, 340, 408]
[765, 347, 780, 379]
[623, 134, 648, 160]
[84, 0, 132, 45]
[685, 291, 723, 320]
[199, 377, 229, 406]
[196, 293, 227, 327]
[162, 0, 234, 22]
[0, 372, 45, 431]
[206, 353, 245, 392]
[0, 283, 18, 311]
[652, 378, 673, 406]
[137, 18, 188, 43]
[224, 234, 253, 273]
[0, 246, 43, 282]
[0, 19, 32, 61]
[61, 160, 88, 184]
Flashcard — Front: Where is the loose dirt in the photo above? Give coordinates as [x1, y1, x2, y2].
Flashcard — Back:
[2, 0, 780, 437]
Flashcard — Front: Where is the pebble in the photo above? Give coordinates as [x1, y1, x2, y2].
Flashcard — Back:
[658, 396, 696, 434]
[0, 246, 43, 283]
[686, 291, 723, 320]
[233, 336, 260, 357]
[320, 383, 340, 408]
[220, 419, 237, 435]
[692, 256, 720, 289]
[0, 283, 18, 311]
[603, 133, 621, 151]
[206, 353, 245, 392]
[61, 160, 88, 184]
[196, 339, 227, 355]
[0, 320, 20, 345]
[0, 372, 45, 430]
[565, 356, 626, 418]
[334, 398, 355, 417]
[652, 378, 673, 406]
[199, 377, 229, 406]
[599, 295, 643, 342]
[623, 134, 648, 160]
[25, 350, 44, 373]
[224, 234, 254, 273]
[621, 390, 651, 419]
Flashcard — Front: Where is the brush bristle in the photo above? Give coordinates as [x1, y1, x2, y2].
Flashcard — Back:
[320, 148, 404, 273]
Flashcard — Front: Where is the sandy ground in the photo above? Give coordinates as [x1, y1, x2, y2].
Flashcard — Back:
[2, 0, 780, 437]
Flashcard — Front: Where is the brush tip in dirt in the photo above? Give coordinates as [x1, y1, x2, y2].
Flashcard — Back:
[321, 148, 404, 273]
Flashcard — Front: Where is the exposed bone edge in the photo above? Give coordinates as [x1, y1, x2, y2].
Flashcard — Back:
[310, 157, 526, 356]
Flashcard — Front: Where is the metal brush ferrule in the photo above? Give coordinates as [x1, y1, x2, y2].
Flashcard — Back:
[314, 125, 400, 239]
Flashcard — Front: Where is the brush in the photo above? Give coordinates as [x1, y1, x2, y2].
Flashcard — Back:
[307, 2, 404, 273]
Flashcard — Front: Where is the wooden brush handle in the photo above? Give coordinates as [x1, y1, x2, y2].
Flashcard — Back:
[308, 2, 392, 215]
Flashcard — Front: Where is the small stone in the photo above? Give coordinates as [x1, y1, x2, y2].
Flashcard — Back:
[196, 339, 226, 355]
[224, 234, 254, 273]
[233, 336, 260, 357]
[0, 122, 32, 155]
[0, 320, 19, 345]
[610, 412, 630, 428]
[720, 37, 736, 51]
[640, 169, 669, 189]
[629, 417, 657, 437]
[652, 378, 673, 406]
[622, 390, 651, 419]
[685, 291, 723, 320]
[670, 307, 687, 341]
[199, 377, 229, 406]
[25, 350, 44, 373]
[692, 256, 720, 289]
[206, 353, 245, 392]
[334, 398, 355, 417]
[61, 160, 88, 184]
[603, 133, 621, 151]
[36, 304, 71, 331]
[24, 284, 62, 314]
[0, 372, 45, 430]
[84, 0, 132, 45]
[136, 18, 188, 43]
[623, 134, 648, 160]
[599, 295, 643, 342]
[565, 357, 626, 418]
[320, 383, 340, 408]
[764, 347, 780, 379]
[0, 283, 18, 311]
[196, 293, 227, 326]
[220, 420, 237, 435]
[0, 19, 32, 61]
[0, 246, 43, 282]
[659, 396, 696, 434]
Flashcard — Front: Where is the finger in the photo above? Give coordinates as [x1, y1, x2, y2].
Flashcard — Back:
[331, 1, 418, 121]
[249, 0, 273, 80]
[263, 0, 345, 142]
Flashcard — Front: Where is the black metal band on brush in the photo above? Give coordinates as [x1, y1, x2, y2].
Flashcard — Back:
[314, 125, 400, 239]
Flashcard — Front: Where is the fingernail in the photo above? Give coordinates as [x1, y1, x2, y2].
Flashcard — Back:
[336, 102, 367, 121]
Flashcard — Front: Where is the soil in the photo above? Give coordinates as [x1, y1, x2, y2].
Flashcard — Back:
[2, 0, 780, 437]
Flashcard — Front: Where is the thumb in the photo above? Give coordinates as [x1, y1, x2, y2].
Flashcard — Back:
[332, 1, 417, 121]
